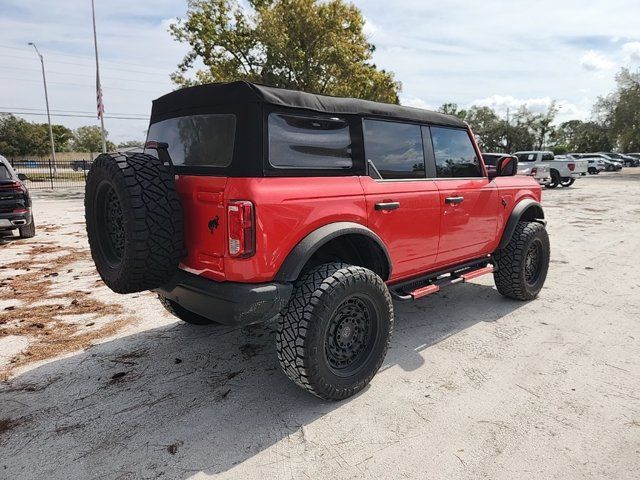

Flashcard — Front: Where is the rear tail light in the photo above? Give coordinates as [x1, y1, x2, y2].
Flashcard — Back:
[530, 168, 538, 176]
[0, 181, 25, 193]
[227, 200, 255, 258]
[568, 163, 576, 171]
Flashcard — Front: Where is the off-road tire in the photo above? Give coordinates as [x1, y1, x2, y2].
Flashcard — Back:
[157, 294, 217, 325]
[276, 263, 393, 401]
[85, 152, 183, 294]
[560, 177, 575, 187]
[493, 221, 550, 301]
[546, 170, 560, 188]
[18, 218, 35, 238]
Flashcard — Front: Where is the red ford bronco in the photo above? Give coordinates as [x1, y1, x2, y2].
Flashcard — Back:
[85, 82, 549, 400]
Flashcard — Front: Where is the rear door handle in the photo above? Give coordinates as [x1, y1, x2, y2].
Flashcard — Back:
[445, 196, 464, 205]
[375, 201, 400, 211]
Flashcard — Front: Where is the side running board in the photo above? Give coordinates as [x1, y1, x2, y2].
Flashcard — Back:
[390, 259, 494, 301]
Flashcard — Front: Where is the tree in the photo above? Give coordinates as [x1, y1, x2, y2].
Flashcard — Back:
[551, 120, 612, 153]
[0, 114, 72, 157]
[437, 103, 467, 120]
[465, 106, 507, 152]
[170, 0, 401, 103]
[117, 140, 144, 149]
[72, 126, 116, 152]
[594, 68, 640, 152]
[530, 102, 558, 150]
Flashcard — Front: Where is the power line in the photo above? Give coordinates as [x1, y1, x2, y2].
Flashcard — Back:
[1, 110, 148, 121]
[0, 75, 167, 94]
[0, 106, 148, 117]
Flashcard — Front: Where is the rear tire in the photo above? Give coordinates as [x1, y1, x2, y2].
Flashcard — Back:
[560, 177, 575, 187]
[493, 221, 550, 301]
[276, 263, 393, 401]
[546, 170, 560, 188]
[18, 218, 36, 238]
[158, 294, 218, 325]
[85, 152, 183, 294]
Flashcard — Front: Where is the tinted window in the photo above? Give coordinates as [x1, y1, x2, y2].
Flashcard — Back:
[364, 119, 425, 179]
[0, 164, 12, 180]
[431, 127, 482, 177]
[541, 153, 554, 161]
[146, 114, 236, 167]
[268, 113, 352, 169]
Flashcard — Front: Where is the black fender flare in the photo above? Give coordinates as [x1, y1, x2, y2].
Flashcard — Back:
[497, 199, 546, 250]
[275, 222, 392, 282]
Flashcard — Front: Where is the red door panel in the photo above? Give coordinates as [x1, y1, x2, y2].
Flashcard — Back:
[360, 176, 440, 282]
[435, 178, 499, 265]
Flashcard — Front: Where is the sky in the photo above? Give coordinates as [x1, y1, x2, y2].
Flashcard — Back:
[1, 0, 640, 144]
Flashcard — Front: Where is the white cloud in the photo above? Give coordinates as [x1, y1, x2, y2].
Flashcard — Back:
[472, 95, 590, 122]
[580, 51, 615, 72]
[362, 17, 379, 37]
[400, 96, 434, 110]
[622, 42, 640, 64]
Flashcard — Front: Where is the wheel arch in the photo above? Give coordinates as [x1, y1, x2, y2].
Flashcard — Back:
[496, 199, 545, 250]
[274, 222, 392, 282]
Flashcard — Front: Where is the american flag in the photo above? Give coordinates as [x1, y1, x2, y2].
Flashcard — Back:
[96, 73, 104, 119]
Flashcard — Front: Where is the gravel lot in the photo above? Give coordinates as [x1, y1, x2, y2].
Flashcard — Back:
[1, 172, 639, 479]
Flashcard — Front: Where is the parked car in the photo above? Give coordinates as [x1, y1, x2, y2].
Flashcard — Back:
[84, 81, 550, 400]
[0, 155, 35, 238]
[514, 151, 587, 188]
[565, 153, 606, 174]
[578, 153, 622, 172]
[483, 153, 550, 185]
[71, 160, 94, 171]
[598, 152, 638, 167]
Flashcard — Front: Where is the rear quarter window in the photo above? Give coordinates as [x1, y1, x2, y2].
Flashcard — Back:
[146, 114, 236, 167]
[268, 113, 353, 170]
[0, 163, 12, 180]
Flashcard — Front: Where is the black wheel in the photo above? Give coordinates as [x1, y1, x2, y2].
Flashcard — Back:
[546, 170, 560, 188]
[18, 218, 36, 238]
[85, 152, 183, 294]
[157, 294, 218, 325]
[493, 221, 550, 301]
[560, 177, 575, 187]
[588, 168, 596, 175]
[276, 263, 393, 401]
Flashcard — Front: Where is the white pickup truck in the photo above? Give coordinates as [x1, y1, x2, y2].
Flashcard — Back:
[514, 151, 588, 188]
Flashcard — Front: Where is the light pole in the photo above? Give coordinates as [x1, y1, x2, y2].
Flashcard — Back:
[91, 0, 107, 153]
[28, 42, 57, 173]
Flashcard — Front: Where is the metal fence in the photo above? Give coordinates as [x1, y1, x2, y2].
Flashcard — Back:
[8, 158, 92, 190]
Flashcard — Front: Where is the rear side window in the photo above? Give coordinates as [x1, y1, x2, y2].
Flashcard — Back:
[268, 113, 352, 169]
[0, 163, 12, 180]
[431, 127, 482, 178]
[542, 152, 554, 161]
[363, 119, 425, 179]
[517, 153, 536, 162]
[146, 114, 236, 167]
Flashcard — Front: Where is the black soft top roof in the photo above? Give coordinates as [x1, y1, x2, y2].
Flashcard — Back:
[151, 81, 466, 128]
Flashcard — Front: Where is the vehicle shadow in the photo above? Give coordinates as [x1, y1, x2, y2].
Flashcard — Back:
[0, 230, 17, 245]
[0, 282, 525, 478]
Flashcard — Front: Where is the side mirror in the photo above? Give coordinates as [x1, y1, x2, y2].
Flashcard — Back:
[17, 173, 28, 181]
[497, 156, 518, 177]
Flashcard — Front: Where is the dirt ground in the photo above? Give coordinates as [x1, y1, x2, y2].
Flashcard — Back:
[0, 172, 639, 480]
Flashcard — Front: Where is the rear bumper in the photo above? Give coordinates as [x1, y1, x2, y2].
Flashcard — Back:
[0, 209, 32, 230]
[156, 269, 293, 326]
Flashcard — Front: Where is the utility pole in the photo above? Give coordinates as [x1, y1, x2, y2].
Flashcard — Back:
[91, 0, 107, 153]
[28, 42, 57, 173]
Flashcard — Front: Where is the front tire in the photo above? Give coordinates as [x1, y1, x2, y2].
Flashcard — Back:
[493, 221, 550, 301]
[276, 263, 393, 401]
[157, 294, 218, 325]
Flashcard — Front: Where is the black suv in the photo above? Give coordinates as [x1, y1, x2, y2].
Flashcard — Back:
[0, 155, 35, 238]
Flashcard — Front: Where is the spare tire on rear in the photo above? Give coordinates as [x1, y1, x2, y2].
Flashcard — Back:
[85, 152, 183, 294]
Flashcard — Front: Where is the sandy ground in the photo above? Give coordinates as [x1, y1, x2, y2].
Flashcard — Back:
[0, 172, 639, 480]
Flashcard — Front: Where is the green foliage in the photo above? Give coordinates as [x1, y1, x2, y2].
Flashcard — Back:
[437, 103, 467, 119]
[71, 126, 116, 153]
[170, 0, 401, 103]
[0, 114, 72, 157]
[117, 140, 144, 149]
[551, 120, 612, 153]
[594, 68, 640, 152]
